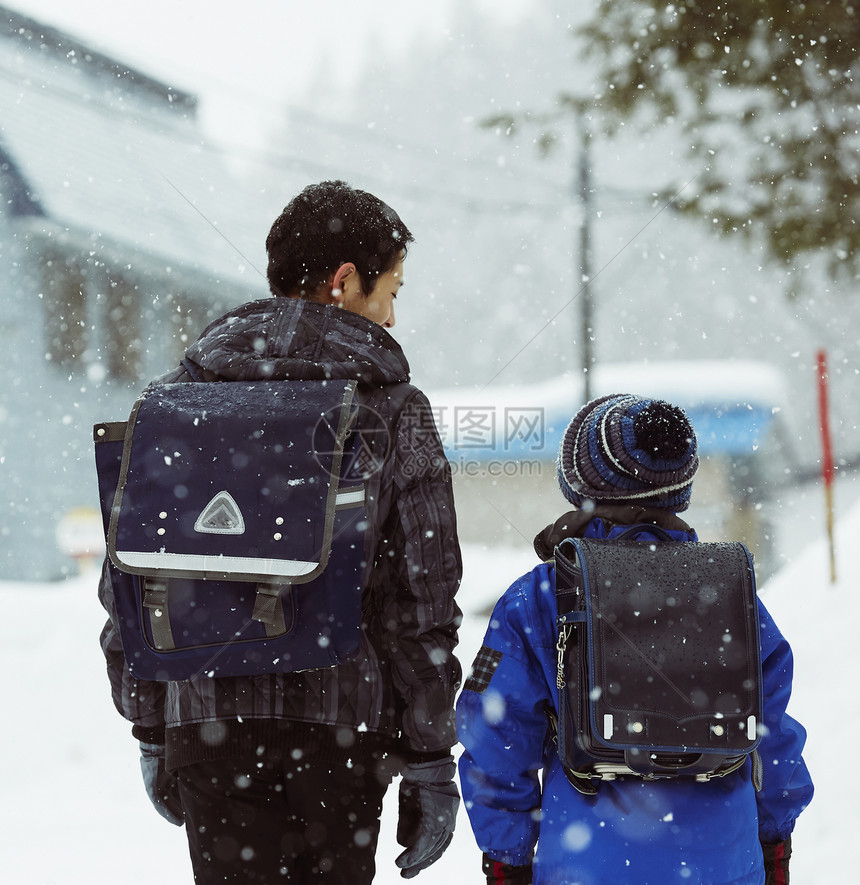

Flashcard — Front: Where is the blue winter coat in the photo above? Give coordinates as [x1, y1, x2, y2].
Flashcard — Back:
[457, 518, 812, 885]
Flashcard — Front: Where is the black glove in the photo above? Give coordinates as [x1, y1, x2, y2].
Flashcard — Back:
[139, 741, 183, 826]
[762, 837, 791, 884]
[482, 853, 533, 884]
[395, 755, 459, 878]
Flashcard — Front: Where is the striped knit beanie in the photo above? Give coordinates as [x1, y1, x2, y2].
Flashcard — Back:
[557, 393, 699, 512]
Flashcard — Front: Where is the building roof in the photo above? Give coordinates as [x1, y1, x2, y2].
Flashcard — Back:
[0, 3, 275, 300]
[430, 360, 789, 461]
[0, 4, 197, 112]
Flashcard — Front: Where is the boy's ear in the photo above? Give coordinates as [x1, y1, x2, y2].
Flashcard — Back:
[331, 262, 357, 295]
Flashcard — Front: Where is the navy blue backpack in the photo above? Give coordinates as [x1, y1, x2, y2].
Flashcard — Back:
[95, 377, 378, 682]
[550, 531, 764, 793]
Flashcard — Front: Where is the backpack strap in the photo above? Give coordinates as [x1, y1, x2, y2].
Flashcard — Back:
[251, 582, 289, 634]
[142, 577, 174, 650]
[553, 538, 583, 622]
[544, 703, 599, 796]
[612, 523, 679, 542]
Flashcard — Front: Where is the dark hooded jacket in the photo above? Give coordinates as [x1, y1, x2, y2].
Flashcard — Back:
[99, 298, 462, 770]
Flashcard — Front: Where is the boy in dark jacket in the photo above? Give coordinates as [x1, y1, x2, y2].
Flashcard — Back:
[457, 393, 812, 885]
[99, 181, 462, 883]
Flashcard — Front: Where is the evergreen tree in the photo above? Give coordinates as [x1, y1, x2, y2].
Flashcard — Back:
[577, 0, 860, 286]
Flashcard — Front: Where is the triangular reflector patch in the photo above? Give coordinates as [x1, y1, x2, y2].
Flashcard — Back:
[194, 491, 246, 535]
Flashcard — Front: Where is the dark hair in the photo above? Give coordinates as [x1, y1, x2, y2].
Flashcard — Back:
[265, 180, 414, 298]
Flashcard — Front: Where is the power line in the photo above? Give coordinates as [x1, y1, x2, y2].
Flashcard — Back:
[283, 104, 564, 193]
[480, 171, 701, 389]
[0, 62, 569, 216]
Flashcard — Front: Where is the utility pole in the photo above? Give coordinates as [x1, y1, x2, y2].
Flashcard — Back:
[577, 113, 594, 403]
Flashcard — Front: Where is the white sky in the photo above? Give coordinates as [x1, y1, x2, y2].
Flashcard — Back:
[10, 0, 534, 146]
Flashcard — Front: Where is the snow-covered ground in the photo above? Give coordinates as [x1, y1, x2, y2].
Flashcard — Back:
[2, 475, 856, 883]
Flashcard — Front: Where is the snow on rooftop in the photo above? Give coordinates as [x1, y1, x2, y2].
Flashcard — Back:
[0, 12, 274, 294]
[433, 360, 786, 410]
[429, 360, 787, 459]
[595, 359, 788, 410]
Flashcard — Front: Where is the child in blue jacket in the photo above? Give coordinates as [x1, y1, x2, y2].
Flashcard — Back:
[457, 393, 812, 885]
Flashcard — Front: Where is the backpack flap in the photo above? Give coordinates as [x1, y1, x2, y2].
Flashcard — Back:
[108, 379, 356, 583]
[95, 379, 367, 681]
[94, 421, 128, 537]
[554, 536, 763, 786]
[580, 538, 762, 766]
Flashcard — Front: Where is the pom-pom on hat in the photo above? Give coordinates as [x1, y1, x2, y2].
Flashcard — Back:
[557, 393, 699, 512]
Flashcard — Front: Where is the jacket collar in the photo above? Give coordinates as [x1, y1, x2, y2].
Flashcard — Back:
[185, 297, 410, 386]
[533, 504, 696, 561]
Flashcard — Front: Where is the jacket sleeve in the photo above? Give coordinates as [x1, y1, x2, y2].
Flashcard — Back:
[456, 580, 549, 867]
[98, 559, 167, 743]
[378, 390, 462, 756]
[754, 598, 814, 842]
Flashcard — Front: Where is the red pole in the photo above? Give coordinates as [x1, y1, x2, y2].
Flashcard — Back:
[816, 349, 837, 583]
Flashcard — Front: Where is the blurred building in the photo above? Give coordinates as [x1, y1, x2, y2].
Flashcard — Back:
[0, 5, 277, 578]
[433, 360, 793, 578]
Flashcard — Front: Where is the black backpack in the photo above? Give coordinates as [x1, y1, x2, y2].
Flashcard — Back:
[95, 376, 405, 682]
[549, 529, 763, 794]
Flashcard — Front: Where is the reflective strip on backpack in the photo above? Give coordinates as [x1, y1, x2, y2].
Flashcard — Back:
[336, 487, 365, 507]
[115, 550, 319, 578]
